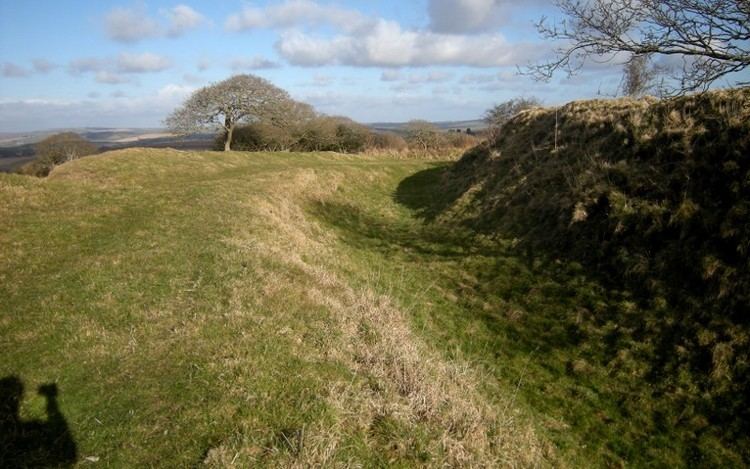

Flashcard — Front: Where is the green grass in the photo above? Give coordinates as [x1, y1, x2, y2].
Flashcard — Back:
[0, 148, 740, 467]
[308, 165, 740, 467]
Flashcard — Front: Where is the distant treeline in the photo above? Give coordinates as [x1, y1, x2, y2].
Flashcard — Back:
[215, 117, 481, 156]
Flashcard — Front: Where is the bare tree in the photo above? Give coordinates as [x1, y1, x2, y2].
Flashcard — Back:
[484, 98, 541, 139]
[34, 132, 97, 174]
[166, 74, 296, 151]
[405, 120, 443, 152]
[530, 0, 750, 95]
[622, 55, 655, 97]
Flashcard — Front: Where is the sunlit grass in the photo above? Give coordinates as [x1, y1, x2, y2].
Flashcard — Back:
[1, 148, 741, 466]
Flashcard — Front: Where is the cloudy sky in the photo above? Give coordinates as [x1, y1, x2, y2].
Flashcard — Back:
[0, 0, 744, 131]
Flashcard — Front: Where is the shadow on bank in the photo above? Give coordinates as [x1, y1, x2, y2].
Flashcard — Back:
[0, 376, 77, 468]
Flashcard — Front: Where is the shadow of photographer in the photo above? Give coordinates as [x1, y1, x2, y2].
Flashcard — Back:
[0, 376, 77, 468]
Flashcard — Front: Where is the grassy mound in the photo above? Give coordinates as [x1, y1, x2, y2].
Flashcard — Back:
[440, 88, 750, 463]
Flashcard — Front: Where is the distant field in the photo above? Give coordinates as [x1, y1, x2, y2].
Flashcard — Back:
[0, 155, 35, 173]
[1, 148, 742, 466]
[0, 132, 215, 173]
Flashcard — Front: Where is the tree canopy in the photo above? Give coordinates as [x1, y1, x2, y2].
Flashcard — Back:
[165, 74, 297, 151]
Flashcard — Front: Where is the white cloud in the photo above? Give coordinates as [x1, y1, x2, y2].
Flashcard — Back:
[196, 58, 211, 72]
[32, 59, 57, 74]
[67, 57, 105, 75]
[2, 62, 31, 77]
[230, 56, 281, 71]
[407, 72, 454, 84]
[104, 4, 206, 43]
[298, 89, 487, 123]
[157, 83, 196, 100]
[276, 19, 535, 67]
[299, 74, 335, 87]
[0, 86, 195, 131]
[223, 0, 546, 69]
[428, 0, 507, 34]
[66, 53, 171, 81]
[166, 5, 206, 37]
[117, 53, 172, 73]
[2, 60, 59, 77]
[380, 70, 402, 81]
[380, 71, 455, 91]
[104, 6, 160, 43]
[226, 0, 369, 33]
[460, 73, 498, 84]
[95, 71, 133, 85]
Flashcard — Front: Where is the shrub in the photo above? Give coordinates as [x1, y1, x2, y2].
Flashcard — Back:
[444, 131, 480, 149]
[215, 122, 298, 152]
[484, 98, 541, 139]
[16, 159, 51, 177]
[405, 120, 445, 152]
[24, 132, 98, 176]
[334, 121, 370, 153]
[367, 132, 408, 151]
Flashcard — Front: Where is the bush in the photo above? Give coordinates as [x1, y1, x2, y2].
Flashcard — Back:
[16, 159, 51, 177]
[21, 132, 98, 177]
[405, 120, 445, 152]
[484, 98, 541, 139]
[444, 131, 480, 149]
[367, 132, 408, 151]
[215, 122, 298, 152]
[216, 117, 479, 157]
[334, 121, 370, 153]
[218, 116, 375, 154]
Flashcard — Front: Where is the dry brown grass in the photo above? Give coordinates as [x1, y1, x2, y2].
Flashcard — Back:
[212, 164, 549, 467]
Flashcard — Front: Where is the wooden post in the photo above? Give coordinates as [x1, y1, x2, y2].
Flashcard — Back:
[554, 108, 559, 152]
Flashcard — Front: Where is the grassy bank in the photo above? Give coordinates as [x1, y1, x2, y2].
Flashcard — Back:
[1, 149, 545, 467]
[1, 146, 744, 466]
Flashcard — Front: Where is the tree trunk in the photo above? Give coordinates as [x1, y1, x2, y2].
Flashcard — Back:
[224, 118, 234, 152]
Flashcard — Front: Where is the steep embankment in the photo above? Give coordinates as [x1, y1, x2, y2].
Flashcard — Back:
[441, 88, 750, 463]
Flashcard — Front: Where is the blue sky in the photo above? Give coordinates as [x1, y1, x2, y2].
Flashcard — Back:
[0, 0, 746, 131]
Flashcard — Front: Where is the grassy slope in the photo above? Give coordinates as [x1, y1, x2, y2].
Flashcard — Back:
[1, 145, 742, 467]
[437, 88, 750, 466]
[1, 149, 547, 467]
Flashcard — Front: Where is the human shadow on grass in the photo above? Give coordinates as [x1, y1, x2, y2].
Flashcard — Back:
[0, 376, 77, 468]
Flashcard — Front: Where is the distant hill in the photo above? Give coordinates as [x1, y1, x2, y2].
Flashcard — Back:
[0, 128, 184, 147]
[368, 119, 487, 133]
[0, 119, 488, 149]
[0, 128, 215, 172]
[0, 120, 487, 172]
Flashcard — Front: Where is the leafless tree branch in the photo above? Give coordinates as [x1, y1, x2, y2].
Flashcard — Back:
[528, 0, 750, 95]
